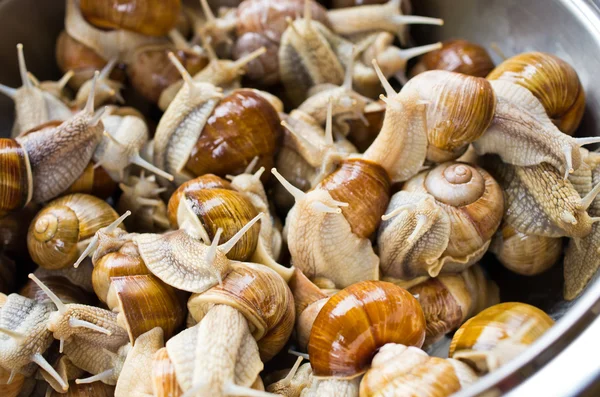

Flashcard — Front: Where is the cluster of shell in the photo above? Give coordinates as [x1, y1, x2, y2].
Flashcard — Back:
[1, 0, 596, 396]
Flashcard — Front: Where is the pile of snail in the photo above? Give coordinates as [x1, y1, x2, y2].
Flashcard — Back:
[0, 0, 597, 396]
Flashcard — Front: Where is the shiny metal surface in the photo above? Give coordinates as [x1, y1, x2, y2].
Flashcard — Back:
[0, 0, 599, 395]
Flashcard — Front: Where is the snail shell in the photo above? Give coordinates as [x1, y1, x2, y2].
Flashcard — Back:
[65, 161, 117, 199]
[308, 281, 426, 378]
[27, 194, 120, 270]
[0, 139, 31, 217]
[449, 302, 554, 374]
[48, 382, 115, 397]
[412, 39, 495, 78]
[409, 264, 499, 346]
[360, 343, 478, 397]
[107, 275, 185, 343]
[152, 347, 182, 397]
[80, 0, 181, 37]
[491, 222, 563, 276]
[168, 175, 261, 261]
[20, 274, 94, 307]
[0, 365, 25, 397]
[401, 70, 497, 163]
[487, 52, 585, 135]
[188, 262, 295, 361]
[380, 162, 504, 278]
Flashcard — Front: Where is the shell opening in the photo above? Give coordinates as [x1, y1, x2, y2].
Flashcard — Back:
[75, 368, 115, 385]
[28, 273, 67, 313]
[31, 353, 67, 390]
[219, 213, 265, 255]
[272, 168, 306, 202]
[17, 44, 32, 89]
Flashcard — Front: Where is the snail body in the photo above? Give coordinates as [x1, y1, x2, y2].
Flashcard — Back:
[449, 302, 554, 375]
[0, 72, 105, 216]
[360, 344, 478, 397]
[27, 194, 121, 270]
[487, 52, 585, 135]
[379, 162, 504, 279]
[0, 45, 72, 138]
[308, 281, 426, 378]
[117, 174, 170, 233]
[72, 59, 124, 109]
[188, 262, 295, 361]
[153, 55, 281, 184]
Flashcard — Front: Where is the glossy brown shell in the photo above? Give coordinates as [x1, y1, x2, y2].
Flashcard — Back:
[308, 281, 426, 378]
[487, 52, 585, 135]
[27, 194, 120, 270]
[187, 262, 295, 361]
[65, 161, 117, 199]
[316, 158, 391, 238]
[55, 30, 126, 90]
[109, 275, 185, 342]
[168, 175, 260, 261]
[0, 139, 30, 217]
[128, 46, 208, 104]
[93, 241, 151, 304]
[184, 90, 281, 179]
[413, 39, 495, 78]
[80, 0, 181, 36]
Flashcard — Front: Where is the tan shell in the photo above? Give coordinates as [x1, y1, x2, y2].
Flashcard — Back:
[360, 343, 478, 397]
[491, 222, 563, 276]
[152, 348, 183, 397]
[449, 302, 554, 374]
[188, 262, 295, 361]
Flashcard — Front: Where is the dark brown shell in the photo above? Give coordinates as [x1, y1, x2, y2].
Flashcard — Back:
[65, 161, 117, 199]
[487, 52, 585, 135]
[184, 90, 281, 180]
[0, 254, 16, 294]
[168, 175, 260, 261]
[0, 139, 31, 217]
[109, 275, 185, 342]
[317, 158, 391, 238]
[412, 39, 495, 78]
[80, 0, 181, 36]
[308, 281, 426, 378]
[128, 46, 208, 104]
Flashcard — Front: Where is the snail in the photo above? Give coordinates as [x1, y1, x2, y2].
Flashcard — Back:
[360, 344, 478, 397]
[152, 347, 183, 397]
[28, 273, 130, 354]
[158, 36, 267, 111]
[65, 160, 117, 199]
[164, 304, 272, 397]
[564, 157, 600, 300]
[0, 44, 72, 138]
[449, 302, 554, 375]
[72, 58, 124, 109]
[80, 0, 181, 37]
[37, 354, 86, 394]
[485, 158, 600, 238]
[55, 30, 126, 91]
[47, 381, 115, 397]
[472, 79, 600, 179]
[401, 69, 497, 163]
[487, 52, 585, 135]
[233, 0, 331, 86]
[326, 0, 443, 45]
[0, 71, 105, 216]
[92, 109, 174, 182]
[378, 162, 504, 279]
[0, 293, 61, 388]
[153, 53, 281, 184]
[188, 262, 294, 361]
[490, 222, 563, 276]
[409, 264, 499, 346]
[264, 356, 311, 396]
[189, 0, 238, 59]
[128, 40, 208, 104]
[308, 281, 426, 378]
[27, 70, 74, 105]
[32, 258, 95, 296]
[345, 100, 385, 152]
[117, 173, 170, 233]
[65, 0, 165, 64]
[0, 365, 25, 397]
[26, 194, 121, 270]
[20, 270, 95, 307]
[411, 39, 495, 78]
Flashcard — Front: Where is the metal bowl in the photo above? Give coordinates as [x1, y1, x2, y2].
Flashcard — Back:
[0, 0, 599, 395]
